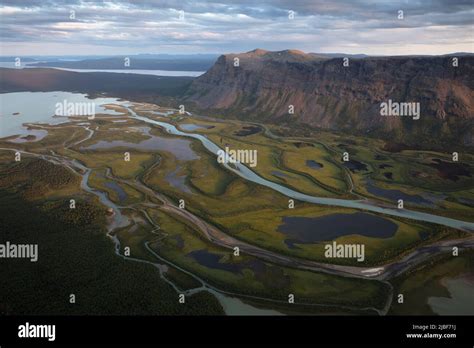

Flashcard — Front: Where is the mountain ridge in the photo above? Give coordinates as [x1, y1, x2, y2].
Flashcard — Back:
[183, 49, 474, 148]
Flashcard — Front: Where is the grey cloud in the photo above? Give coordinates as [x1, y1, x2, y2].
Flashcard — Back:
[1, 0, 472, 55]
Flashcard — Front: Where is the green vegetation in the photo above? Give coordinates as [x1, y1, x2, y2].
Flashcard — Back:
[115, 208, 390, 312]
[0, 99, 472, 315]
[0, 190, 223, 315]
[0, 157, 80, 199]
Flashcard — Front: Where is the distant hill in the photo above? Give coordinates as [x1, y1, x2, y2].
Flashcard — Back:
[28, 55, 218, 71]
[183, 49, 474, 148]
[0, 68, 192, 97]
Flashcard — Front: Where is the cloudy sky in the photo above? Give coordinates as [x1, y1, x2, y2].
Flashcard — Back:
[1, 0, 473, 56]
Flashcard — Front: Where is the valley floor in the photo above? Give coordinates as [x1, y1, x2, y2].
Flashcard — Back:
[0, 100, 473, 315]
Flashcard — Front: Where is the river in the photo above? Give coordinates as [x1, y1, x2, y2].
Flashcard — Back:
[128, 109, 474, 232]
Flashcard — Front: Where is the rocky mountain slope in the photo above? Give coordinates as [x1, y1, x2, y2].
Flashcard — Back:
[184, 49, 474, 148]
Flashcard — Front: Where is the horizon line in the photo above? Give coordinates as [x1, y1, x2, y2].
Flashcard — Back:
[1, 51, 473, 58]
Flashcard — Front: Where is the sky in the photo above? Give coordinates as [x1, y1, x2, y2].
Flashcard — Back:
[0, 0, 473, 56]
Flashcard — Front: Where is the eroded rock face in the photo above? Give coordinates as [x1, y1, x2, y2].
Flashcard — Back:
[185, 49, 474, 147]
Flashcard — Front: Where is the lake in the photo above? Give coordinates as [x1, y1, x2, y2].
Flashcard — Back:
[0, 91, 123, 139]
[365, 179, 434, 206]
[278, 212, 398, 245]
[0, 62, 204, 77]
[306, 160, 323, 169]
[428, 276, 474, 315]
[83, 126, 199, 161]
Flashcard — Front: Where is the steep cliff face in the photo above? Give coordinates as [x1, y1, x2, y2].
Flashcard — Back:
[185, 49, 474, 147]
